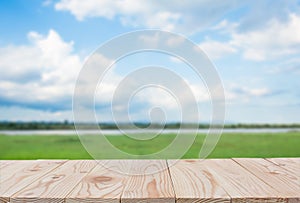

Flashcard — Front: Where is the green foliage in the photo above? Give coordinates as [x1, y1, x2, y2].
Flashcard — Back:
[0, 132, 299, 159]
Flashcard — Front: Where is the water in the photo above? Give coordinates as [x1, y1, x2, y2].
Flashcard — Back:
[0, 128, 299, 136]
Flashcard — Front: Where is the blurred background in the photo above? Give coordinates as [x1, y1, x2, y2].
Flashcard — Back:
[0, 0, 299, 159]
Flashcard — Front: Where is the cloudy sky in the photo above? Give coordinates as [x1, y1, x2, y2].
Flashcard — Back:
[0, 0, 300, 123]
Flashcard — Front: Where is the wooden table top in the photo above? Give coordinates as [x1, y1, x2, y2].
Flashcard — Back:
[0, 158, 299, 202]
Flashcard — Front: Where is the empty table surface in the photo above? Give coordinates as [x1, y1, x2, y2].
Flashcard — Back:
[0, 158, 299, 202]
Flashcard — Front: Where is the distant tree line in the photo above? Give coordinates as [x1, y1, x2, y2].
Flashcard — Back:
[0, 121, 75, 130]
[0, 121, 300, 130]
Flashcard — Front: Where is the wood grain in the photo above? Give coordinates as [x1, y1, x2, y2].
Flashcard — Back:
[267, 158, 300, 178]
[0, 161, 38, 182]
[0, 159, 298, 202]
[121, 160, 175, 203]
[0, 160, 65, 203]
[234, 158, 300, 202]
[202, 159, 286, 203]
[66, 160, 132, 203]
[0, 160, 15, 170]
[168, 159, 230, 203]
[10, 160, 96, 203]
[0, 160, 16, 202]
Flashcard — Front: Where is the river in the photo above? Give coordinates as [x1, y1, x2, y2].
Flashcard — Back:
[0, 128, 299, 136]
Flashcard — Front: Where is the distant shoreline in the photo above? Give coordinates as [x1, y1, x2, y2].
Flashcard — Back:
[0, 128, 299, 136]
[0, 121, 300, 130]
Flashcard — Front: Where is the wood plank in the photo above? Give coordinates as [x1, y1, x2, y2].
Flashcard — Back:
[11, 160, 97, 203]
[233, 158, 300, 202]
[66, 160, 132, 203]
[97, 159, 133, 175]
[0, 160, 65, 203]
[267, 158, 300, 178]
[0, 160, 15, 170]
[0, 160, 17, 201]
[0, 159, 298, 202]
[121, 160, 175, 203]
[1, 161, 33, 203]
[168, 159, 230, 203]
[0, 197, 8, 203]
[202, 159, 286, 202]
[0, 161, 38, 182]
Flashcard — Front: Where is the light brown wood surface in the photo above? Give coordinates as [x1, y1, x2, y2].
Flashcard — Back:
[0, 159, 299, 202]
[0, 160, 15, 170]
[0, 160, 65, 203]
[234, 158, 300, 198]
[267, 158, 300, 178]
[0, 161, 38, 182]
[202, 159, 287, 202]
[168, 159, 230, 203]
[11, 160, 96, 203]
[121, 160, 175, 203]
[66, 160, 131, 203]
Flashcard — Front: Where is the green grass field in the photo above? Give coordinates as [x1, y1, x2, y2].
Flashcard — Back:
[1, 132, 299, 159]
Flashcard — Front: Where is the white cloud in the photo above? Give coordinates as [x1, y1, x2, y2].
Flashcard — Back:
[169, 56, 183, 63]
[42, 0, 53, 6]
[199, 40, 237, 59]
[54, 1, 300, 62]
[166, 35, 185, 47]
[91, 63, 212, 122]
[0, 106, 73, 121]
[232, 13, 300, 61]
[199, 13, 300, 60]
[210, 19, 238, 33]
[0, 29, 82, 110]
[142, 11, 181, 32]
[94, 64, 122, 103]
[55, 0, 240, 33]
[237, 0, 299, 32]
[0, 28, 214, 122]
[226, 85, 272, 103]
[138, 32, 161, 47]
[267, 58, 300, 74]
[137, 31, 187, 50]
[245, 87, 271, 97]
[135, 87, 179, 110]
[55, 0, 120, 20]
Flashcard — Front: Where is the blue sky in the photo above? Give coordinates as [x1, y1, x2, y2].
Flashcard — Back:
[0, 0, 299, 123]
